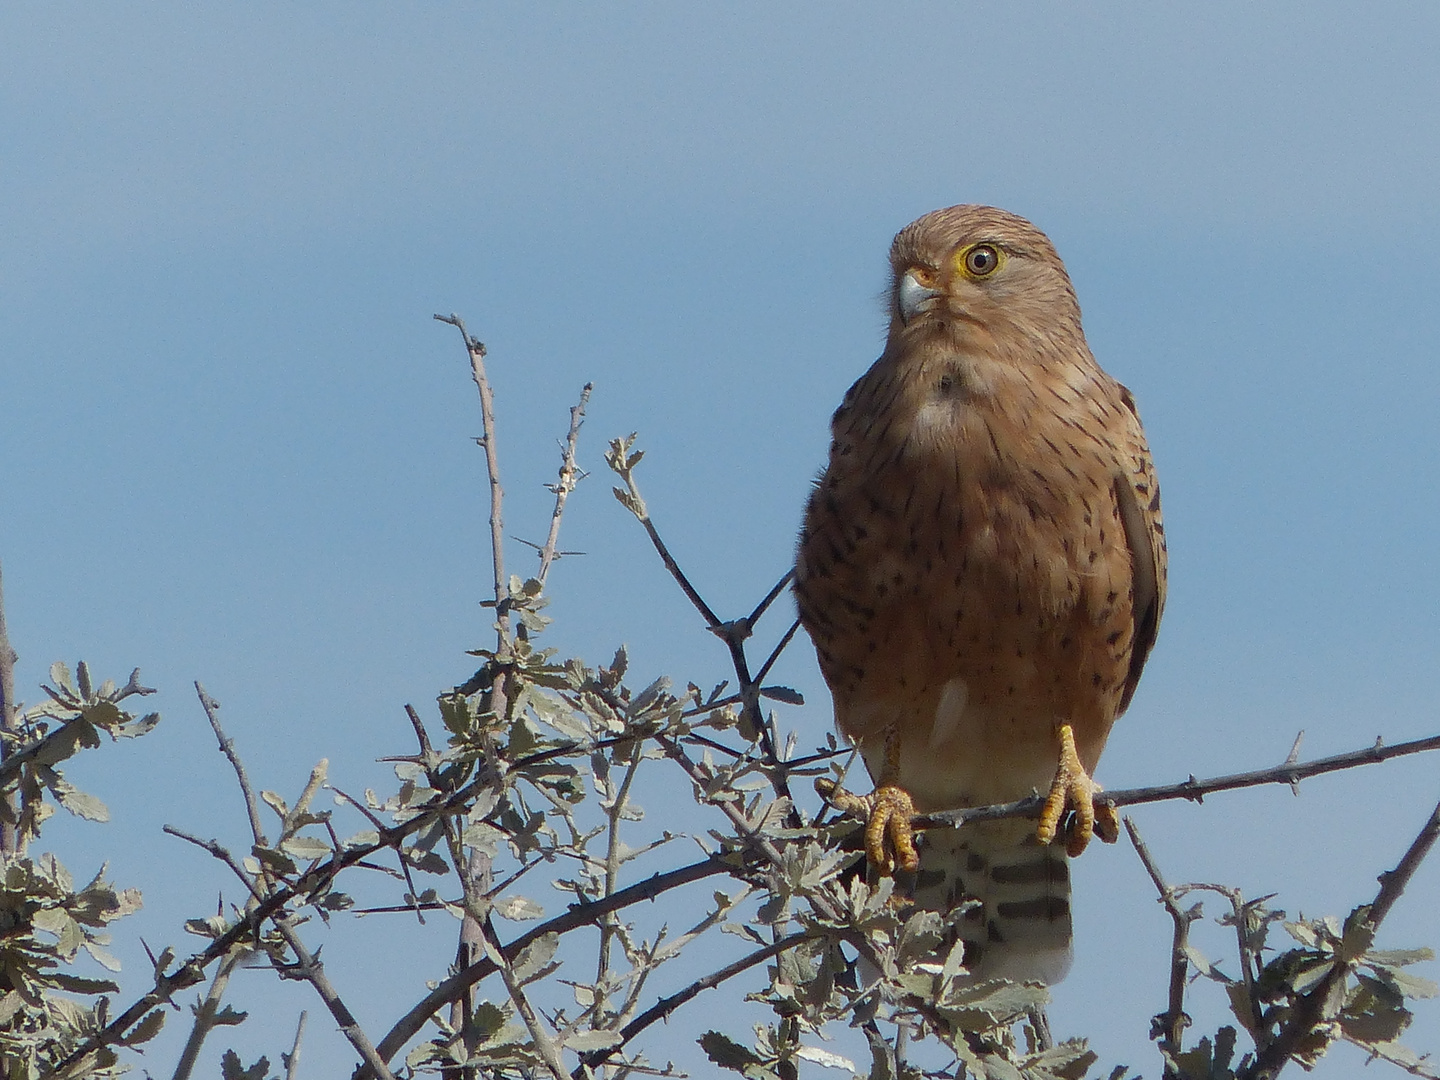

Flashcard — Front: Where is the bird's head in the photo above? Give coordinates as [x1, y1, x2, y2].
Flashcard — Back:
[886, 205, 1084, 358]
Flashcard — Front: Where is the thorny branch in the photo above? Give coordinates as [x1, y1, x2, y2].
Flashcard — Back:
[43, 734, 534, 1079]
[575, 930, 819, 1077]
[171, 950, 245, 1080]
[1244, 792, 1440, 1080]
[28, 339, 1440, 1080]
[477, 914, 569, 1080]
[1125, 817, 1198, 1071]
[434, 315, 597, 1077]
[606, 437, 798, 807]
[364, 857, 738, 1073]
[0, 559, 19, 854]
[904, 731, 1440, 832]
[435, 313, 511, 643]
[534, 382, 592, 587]
[437, 312, 513, 1065]
[196, 681, 267, 848]
[165, 826, 399, 1080]
[285, 1011, 308, 1080]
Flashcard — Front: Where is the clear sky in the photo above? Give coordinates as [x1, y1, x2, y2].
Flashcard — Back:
[3, 3, 1440, 1075]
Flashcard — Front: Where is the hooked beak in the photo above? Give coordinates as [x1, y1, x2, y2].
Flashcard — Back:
[897, 271, 940, 325]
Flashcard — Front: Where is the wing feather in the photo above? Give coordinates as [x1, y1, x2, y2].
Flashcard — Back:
[1114, 384, 1167, 714]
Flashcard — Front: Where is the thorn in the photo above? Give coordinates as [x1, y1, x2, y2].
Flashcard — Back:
[1285, 730, 1304, 765]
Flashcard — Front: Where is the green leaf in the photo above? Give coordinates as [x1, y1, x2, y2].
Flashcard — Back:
[759, 686, 804, 705]
[50, 661, 77, 698]
[512, 932, 559, 983]
[279, 835, 332, 861]
[80, 699, 125, 730]
[1366, 947, 1435, 968]
[1386, 968, 1440, 1000]
[120, 1007, 167, 1047]
[252, 846, 298, 877]
[1018, 1038, 1097, 1080]
[1340, 904, 1377, 961]
[796, 1045, 854, 1071]
[212, 1005, 249, 1026]
[1339, 1000, 1411, 1045]
[700, 1031, 762, 1072]
[220, 1050, 272, 1080]
[54, 782, 109, 822]
[472, 1000, 508, 1042]
[564, 1029, 623, 1052]
[494, 895, 544, 921]
[45, 972, 120, 995]
[83, 941, 122, 972]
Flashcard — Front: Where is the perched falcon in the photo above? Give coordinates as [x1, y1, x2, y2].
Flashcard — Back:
[795, 205, 1166, 985]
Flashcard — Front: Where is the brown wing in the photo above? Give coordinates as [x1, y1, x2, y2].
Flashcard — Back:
[1113, 384, 1167, 714]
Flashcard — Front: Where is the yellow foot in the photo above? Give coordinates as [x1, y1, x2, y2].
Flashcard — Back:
[866, 783, 919, 875]
[1036, 723, 1120, 857]
[814, 777, 919, 875]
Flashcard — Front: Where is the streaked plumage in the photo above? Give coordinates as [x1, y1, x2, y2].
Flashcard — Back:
[795, 205, 1166, 983]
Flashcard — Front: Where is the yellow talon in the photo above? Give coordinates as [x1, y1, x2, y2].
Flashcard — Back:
[866, 783, 919, 875]
[815, 776, 920, 875]
[1037, 722, 1118, 857]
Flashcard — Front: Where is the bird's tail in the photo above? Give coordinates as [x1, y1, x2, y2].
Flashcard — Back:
[910, 817, 1072, 985]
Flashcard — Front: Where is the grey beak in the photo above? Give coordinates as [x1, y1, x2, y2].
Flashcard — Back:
[898, 271, 940, 325]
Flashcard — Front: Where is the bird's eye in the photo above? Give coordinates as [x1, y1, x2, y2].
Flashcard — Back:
[963, 244, 1001, 277]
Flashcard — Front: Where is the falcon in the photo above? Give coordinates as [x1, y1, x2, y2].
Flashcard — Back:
[795, 205, 1166, 984]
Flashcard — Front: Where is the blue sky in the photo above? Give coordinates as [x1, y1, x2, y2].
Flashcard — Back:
[3, 3, 1440, 1075]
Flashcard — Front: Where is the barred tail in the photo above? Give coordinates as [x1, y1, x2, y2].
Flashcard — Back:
[912, 817, 1073, 985]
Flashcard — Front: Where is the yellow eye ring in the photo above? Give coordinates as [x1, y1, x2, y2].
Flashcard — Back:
[961, 244, 1002, 278]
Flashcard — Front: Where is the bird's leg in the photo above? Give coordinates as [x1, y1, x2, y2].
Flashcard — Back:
[865, 723, 919, 875]
[1036, 722, 1120, 857]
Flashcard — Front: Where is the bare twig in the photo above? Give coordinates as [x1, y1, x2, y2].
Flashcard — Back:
[1203, 885, 1268, 1039]
[450, 846, 493, 1068]
[907, 732, 1440, 831]
[0, 560, 20, 854]
[605, 445, 799, 805]
[605, 441, 722, 629]
[1244, 792, 1440, 1080]
[435, 312, 511, 643]
[575, 930, 817, 1077]
[537, 383, 592, 587]
[436, 312, 514, 1071]
[195, 682, 268, 849]
[163, 827, 263, 899]
[753, 616, 802, 688]
[285, 1011, 308, 1080]
[164, 808, 267, 1080]
[1124, 817, 1196, 1070]
[404, 703, 439, 768]
[747, 569, 796, 628]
